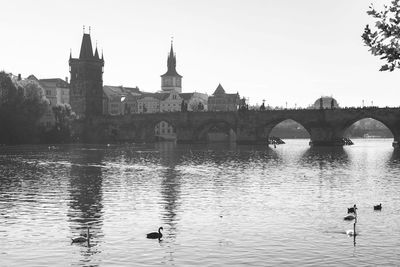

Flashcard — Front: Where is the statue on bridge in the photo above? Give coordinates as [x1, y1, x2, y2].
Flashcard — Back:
[181, 100, 188, 112]
[239, 97, 248, 111]
[260, 99, 266, 111]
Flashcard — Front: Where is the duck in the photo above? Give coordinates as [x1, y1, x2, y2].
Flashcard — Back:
[72, 227, 90, 243]
[344, 214, 356, 221]
[374, 203, 382, 210]
[346, 222, 357, 236]
[146, 227, 163, 239]
[347, 204, 357, 214]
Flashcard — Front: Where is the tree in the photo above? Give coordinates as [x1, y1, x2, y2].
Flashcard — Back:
[43, 103, 74, 143]
[362, 0, 400, 71]
[0, 72, 49, 144]
[52, 103, 72, 129]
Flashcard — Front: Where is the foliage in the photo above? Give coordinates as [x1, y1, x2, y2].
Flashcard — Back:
[362, 0, 400, 71]
[52, 103, 72, 129]
[0, 72, 49, 144]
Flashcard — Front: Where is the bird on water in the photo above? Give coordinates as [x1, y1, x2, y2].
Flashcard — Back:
[347, 204, 357, 214]
[147, 227, 163, 239]
[344, 214, 356, 221]
[72, 227, 90, 244]
[374, 203, 382, 210]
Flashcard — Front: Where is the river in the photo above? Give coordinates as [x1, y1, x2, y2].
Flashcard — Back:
[1, 139, 400, 266]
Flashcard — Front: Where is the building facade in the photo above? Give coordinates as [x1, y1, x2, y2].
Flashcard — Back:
[160, 91, 182, 112]
[69, 32, 104, 118]
[103, 85, 141, 115]
[38, 78, 70, 128]
[39, 78, 70, 106]
[208, 84, 240, 112]
[180, 92, 208, 111]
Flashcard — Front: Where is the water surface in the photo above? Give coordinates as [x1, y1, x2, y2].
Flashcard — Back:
[1, 139, 400, 266]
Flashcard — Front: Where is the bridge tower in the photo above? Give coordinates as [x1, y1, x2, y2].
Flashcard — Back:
[69, 30, 104, 118]
[161, 40, 182, 93]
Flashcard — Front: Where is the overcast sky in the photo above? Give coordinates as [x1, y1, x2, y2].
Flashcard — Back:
[1, 0, 397, 107]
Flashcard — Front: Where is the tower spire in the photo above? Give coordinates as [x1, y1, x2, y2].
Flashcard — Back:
[79, 31, 94, 59]
[161, 38, 182, 93]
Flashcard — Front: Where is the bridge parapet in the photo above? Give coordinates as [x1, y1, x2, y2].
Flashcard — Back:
[72, 108, 400, 147]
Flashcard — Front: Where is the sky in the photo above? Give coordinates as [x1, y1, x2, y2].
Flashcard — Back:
[1, 0, 398, 107]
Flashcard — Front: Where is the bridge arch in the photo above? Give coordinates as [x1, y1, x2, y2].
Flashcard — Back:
[342, 117, 394, 140]
[195, 120, 237, 143]
[261, 118, 310, 141]
[268, 118, 310, 139]
[154, 120, 177, 141]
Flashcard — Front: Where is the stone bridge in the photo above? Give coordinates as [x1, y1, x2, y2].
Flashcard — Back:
[74, 107, 400, 147]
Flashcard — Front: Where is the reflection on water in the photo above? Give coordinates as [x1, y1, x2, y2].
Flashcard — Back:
[1, 139, 400, 266]
[300, 146, 349, 166]
[157, 142, 182, 240]
[68, 147, 104, 265]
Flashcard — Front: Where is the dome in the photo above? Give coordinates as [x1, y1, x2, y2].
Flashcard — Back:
[312, 96, 339, 109]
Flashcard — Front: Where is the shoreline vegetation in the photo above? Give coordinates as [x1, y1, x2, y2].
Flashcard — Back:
[0, 72, 73, 145]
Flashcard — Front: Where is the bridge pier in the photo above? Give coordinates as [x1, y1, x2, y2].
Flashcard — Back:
[392, 136, 400, 148]
[235, 125, 266, 145]
[308, 126, 345, 147]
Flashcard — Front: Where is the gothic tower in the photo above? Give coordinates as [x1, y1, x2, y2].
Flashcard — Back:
[69, 31, 104, 118]
[161, 41, 182, 93]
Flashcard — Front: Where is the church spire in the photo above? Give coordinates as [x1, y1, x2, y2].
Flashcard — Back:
[161, 38, 182, 93]
[162, 39, 181, 77]
[168, 39, 176, 72]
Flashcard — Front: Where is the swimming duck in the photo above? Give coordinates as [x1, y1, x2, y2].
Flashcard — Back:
[374, 203, 382, 210]
[347, 204, 357, 214]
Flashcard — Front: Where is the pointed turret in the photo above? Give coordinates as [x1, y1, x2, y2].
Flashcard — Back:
[79, 33, 94, 59]
[94, 47, 99, 59]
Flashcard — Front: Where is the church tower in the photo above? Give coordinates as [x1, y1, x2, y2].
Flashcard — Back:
[69, 30, 104, 118]
[161, 41, 182, 93]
